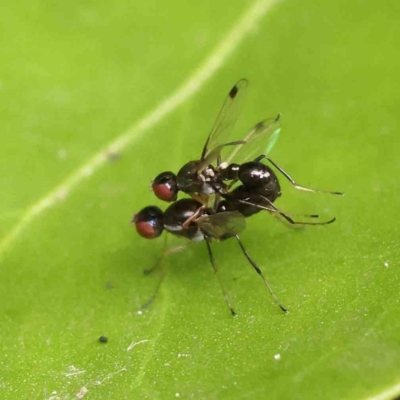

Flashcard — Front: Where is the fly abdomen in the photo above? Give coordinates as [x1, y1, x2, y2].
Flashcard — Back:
[238, 161, 273, 187]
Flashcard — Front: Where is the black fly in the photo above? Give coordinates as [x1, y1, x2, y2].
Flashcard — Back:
[133, 80, 343, 315]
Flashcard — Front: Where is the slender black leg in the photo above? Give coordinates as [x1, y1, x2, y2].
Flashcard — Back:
[234, 235, 288, 313]
[205, 239, 236, 316]
[255, 155, 344, 196]
[236, 198, 334, 225]
[272, 213, 308, 229]
[259, 196, 336, 226]
[140, 243, 189, 310]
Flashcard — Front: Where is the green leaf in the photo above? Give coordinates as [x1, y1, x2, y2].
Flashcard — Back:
[1, 0, 399, 399]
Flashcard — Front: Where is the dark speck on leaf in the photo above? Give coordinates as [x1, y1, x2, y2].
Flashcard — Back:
[99, 336, 108, 343]
[106, 281, 113, 290]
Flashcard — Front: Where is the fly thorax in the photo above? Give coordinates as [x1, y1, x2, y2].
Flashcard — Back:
[177, 160, 204, 192]
[220, 163, 240, 180]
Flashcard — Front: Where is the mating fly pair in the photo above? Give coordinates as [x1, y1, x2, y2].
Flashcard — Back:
[133, 79, 343, 316]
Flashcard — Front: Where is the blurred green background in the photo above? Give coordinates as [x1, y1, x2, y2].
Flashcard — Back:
[1, 0, 399, 398]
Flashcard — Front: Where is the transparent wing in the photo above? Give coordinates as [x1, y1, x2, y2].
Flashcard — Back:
[201, 79, 248, 160]
[196, 79, 248, 171]
[197, 211, 246, 240]
[224, 114, 281, 165]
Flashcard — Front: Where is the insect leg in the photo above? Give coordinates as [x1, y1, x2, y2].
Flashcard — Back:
[213, 193, 221, 211]
[182, 205, 206, 229]
[255, 155, 344, 196]
[271, 213, 310, 229]
[140, 242, 190, 310]
[258, 196, 337, 226]
[237, 195, 336, 225]
[143, 233, 169, 275]
[235, 198, 324, 222]
[214, 152, 223, 210]
[234, 235, 288, 313]
[205, 238, 236, 316]
[224, 178, 239, 191]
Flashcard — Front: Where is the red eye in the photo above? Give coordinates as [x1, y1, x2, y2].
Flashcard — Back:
[133, 206, 164, 239]
[135, 221, 158, 239]
[152, 171, 178, 202]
